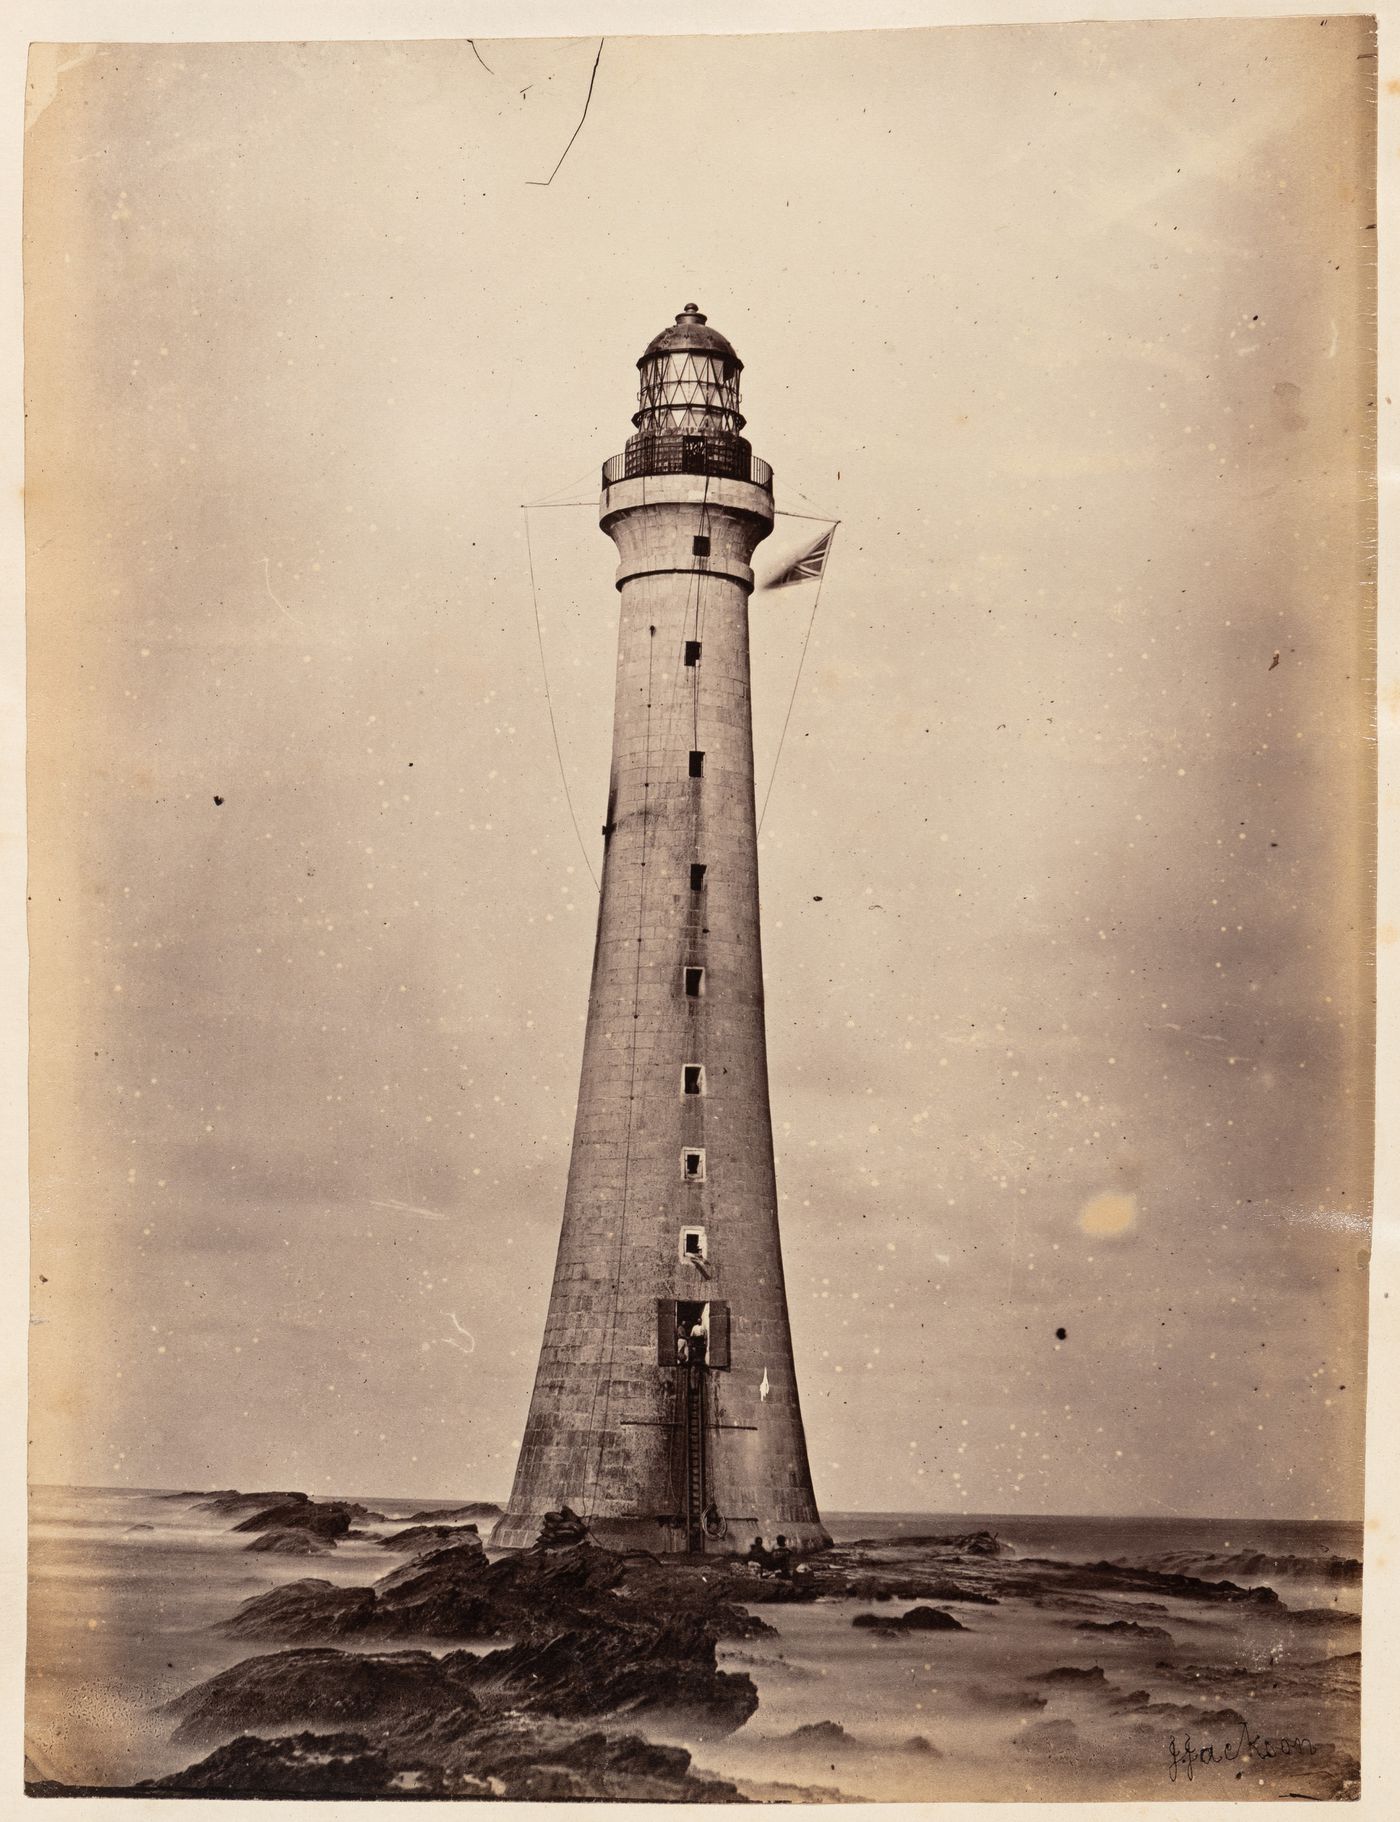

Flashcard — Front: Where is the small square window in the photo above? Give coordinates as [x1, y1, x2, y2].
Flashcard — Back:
[684, 640, 702, 667]
[692, 535, 711, 557]
[680, 1226, 707, 1264]
[682, 1148, 705, 1180]
[684, 966, 704, 998]
[689, 863, 707, 891]
[683, 1064, 705, 1096]
[688, 750, 705, 779]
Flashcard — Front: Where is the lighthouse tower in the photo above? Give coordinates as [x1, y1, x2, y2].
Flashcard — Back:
[493, 308, 830, 1556]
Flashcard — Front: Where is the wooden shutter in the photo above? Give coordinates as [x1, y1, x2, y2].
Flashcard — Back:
[656, 1299, 678, 1365]
[707, 1300, 730, 1370]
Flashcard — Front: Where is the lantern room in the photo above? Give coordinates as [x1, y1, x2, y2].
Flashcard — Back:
[601, 305, 772, 492]
[633, 305, 745, 436]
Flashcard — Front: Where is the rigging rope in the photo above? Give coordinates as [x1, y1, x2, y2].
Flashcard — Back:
[522, 506, 601, 895]
[522, 478, 839, 872]
[522, 458, 603, 509]
[783, 481, 840, 520]
[757, 522, 838, 836]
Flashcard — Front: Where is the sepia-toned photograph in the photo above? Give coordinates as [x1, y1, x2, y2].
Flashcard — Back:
[23, 14, 1377, 1804]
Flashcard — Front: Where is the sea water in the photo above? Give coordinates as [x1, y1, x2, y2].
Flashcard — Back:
[26, 1486, 1362, 1800]
[694, 1510, 1361, 1801]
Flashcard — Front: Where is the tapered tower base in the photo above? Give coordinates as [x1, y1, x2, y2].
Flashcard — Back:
[490, 1512, 832, 1556]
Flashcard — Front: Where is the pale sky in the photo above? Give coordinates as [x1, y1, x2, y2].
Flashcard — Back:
[27, 19, 1373, 1516]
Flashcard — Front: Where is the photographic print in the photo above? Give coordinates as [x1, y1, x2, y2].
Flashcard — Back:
[23, 16, 1376, 1804]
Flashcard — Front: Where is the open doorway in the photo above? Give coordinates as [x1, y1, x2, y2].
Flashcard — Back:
[657, 1298, 730, 1368]
[675, 1300, 708, 1365]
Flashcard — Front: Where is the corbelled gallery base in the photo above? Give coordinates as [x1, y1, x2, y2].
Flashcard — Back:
[493, 309, 830, 1555]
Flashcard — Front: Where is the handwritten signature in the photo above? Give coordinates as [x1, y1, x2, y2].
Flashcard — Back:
[1168, 1716, 1318, 1782]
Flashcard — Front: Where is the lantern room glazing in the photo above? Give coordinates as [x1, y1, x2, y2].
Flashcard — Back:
[633, 305, 745, 437]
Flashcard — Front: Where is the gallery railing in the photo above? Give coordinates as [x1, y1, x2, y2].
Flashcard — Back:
[602, 437, 773, 491]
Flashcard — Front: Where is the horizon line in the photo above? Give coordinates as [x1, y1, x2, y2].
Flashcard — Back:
[27, 1482, 1365, 1526]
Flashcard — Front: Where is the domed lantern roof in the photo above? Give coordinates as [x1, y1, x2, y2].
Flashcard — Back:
[638, 305, 743, 372]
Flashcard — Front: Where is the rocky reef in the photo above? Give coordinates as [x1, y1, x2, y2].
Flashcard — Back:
[137, 1723, 745, 1802]
[28, 1495, 1361, 1803]
[140, 1530, 773, 1798]
[223, 1530, 774, 1650]
[177, 1488, 386, 1554]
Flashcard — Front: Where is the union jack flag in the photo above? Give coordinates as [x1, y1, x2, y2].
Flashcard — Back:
[765, 527, 834, 589]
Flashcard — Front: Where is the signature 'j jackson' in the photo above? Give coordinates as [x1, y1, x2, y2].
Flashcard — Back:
[1168, 1715, 1318, 1782]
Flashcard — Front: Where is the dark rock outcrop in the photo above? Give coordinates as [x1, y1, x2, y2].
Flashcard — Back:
[785, 1720, 848, 1744]
[844, 1576, 997, 1605]
[1029, 1664, 1108, 1687]
[402, 1501, 503, 1524]
[245, 1530, 336, 1557]
[1124, 1548, 1361, 1586]
[536, 1505, 590, 1548]
[470, 1613, 758, 1734]
[378, 1523, 480, 1553]
[133, 1718, 747, 1802]
[195, 1490, 310, 1519]
[886, 1530, 1006, 1555]
[187, 1489, 386, 1536]
[899, 1604, 968, 1631]
[1013, 1718, 1081, 1761]
[852, 1605, 965, 1635]
[1071, 1618, 1173, 1641]
[224, 1580, 379, 1640]
[1019, 1558, 1282, 1607]
[1025, 1664, 1150, 1713]
[233, 1500, 362, 1542]
[1127, 1700, 1248, 1729]
[166, 1647, 482, 1746]
[144, 1731, 400, 1796]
